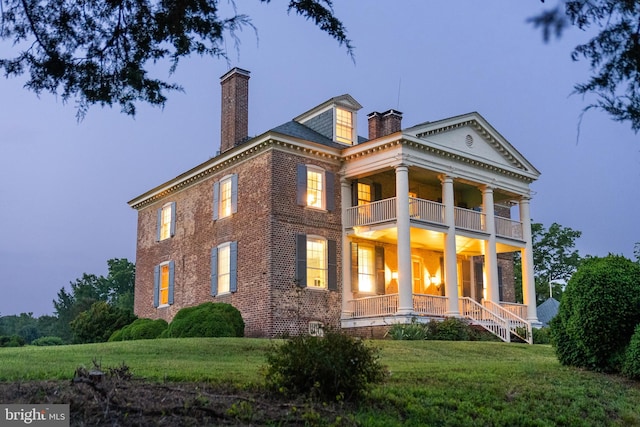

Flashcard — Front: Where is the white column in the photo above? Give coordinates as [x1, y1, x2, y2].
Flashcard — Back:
[441, 175, 460, 316]
[395, 164, 413, 314]
[482, 186, 499, 303]
[340, 178, 353, 318]
[520, 197, 539, 323]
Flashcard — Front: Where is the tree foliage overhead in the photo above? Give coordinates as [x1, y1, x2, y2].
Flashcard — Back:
[530, 1, 640, 132]
[0, 0, 351, 117]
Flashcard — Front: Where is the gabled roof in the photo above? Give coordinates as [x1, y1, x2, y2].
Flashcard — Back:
[537, 297, 560, 327]
[293, 94, 362, 124]
[270, 121, 344, 149]
[403, 112, 541, 180]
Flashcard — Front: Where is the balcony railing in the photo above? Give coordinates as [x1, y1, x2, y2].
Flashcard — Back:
[346, 293, 398, 317]
[413, 294, 448, 316]
[499, 301, 528, 319]
[345, 196, 521, 239]
[495, 216, 523, 239]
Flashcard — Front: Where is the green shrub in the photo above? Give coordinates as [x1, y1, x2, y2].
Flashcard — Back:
[264, 330, 387, 401]
[433, 317, 472, 341]
[167, 303, 244, 338]
[111, 318, 168, 341]
[551, 255, 640, 372]
[532, 328, 551, 345]
[386, 319, 429, 340]
[622, 324, 640, 379]
[70, 301, 137, 344]
[31, 336, 65, 346]
[0, 335, 26, 347]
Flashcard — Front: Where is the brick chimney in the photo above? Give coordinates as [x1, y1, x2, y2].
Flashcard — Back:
[220, 67, 250, 153]
[368, 109, 402, 140]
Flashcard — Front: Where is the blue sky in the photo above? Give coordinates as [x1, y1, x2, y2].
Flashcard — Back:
[1, 2, 638, 317]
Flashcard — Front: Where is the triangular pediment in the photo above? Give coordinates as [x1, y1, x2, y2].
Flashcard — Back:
[404, 112, 540, 178]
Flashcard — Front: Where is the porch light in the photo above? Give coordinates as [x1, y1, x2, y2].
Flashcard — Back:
[391, 271, 398, 280]
[431, 275, 440, 286]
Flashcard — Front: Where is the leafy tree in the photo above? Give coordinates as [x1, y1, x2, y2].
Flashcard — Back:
[0, 0, 351, 118]
[634, 242, 640, 262]
[515, 222, 582, 304]
[70, 301, 137, 343]
[530, 1, 640, 132]
[52, 258, 135, 341]
[0, 312, 41, 343]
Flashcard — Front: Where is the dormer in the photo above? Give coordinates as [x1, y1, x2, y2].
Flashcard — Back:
[293, 94, 362, 145]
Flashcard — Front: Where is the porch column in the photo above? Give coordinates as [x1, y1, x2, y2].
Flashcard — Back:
[519, 197, 539, 323]
[395, 164, 413, 314]
[482, 186, 499, 303]
[340, 177, 353, 318]
[441, 175, 460, 316]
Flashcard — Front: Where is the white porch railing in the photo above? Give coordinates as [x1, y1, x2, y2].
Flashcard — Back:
[413, 294, 448, 316]
[346, 198, 397, 227]
[484, 300, 532, 344]
[499, 302, 528, 319]
[454, 207, 485, 232]
[460, 297, 510, 342]
[346, 294, 398, 317]
[409, 197, 445, 224]
[495, 216, 524, 239]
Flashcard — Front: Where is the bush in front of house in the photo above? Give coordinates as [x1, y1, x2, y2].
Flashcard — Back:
[31, 336, 65, 346]
[622, 324, 640, 380]
[109, 318, 168, 341]
[550, 255, 640, 373]
[532, 328, 551, 345]
[387, 317, 498, 342]
[166, 302, 244, 338]
[264, 329, 387, 402]
[386, 318, 429, 340]
[0, 335, 26, 347]
[70, 301, 137, 344]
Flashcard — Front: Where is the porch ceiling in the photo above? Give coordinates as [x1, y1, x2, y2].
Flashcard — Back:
[351, 225, 522, 255]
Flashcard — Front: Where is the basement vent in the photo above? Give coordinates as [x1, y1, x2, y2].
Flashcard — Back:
[308, 321, 324, 337]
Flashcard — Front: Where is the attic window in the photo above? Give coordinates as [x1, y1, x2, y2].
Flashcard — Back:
[336, 108, 353, 144]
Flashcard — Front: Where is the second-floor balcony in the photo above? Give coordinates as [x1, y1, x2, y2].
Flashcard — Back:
[345, 197, 523, 240]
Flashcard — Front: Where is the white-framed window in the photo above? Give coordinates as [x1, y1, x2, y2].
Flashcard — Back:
[357, 245, 375, 293]
[295, 234, 337, 290]
[213, 174, 238, 220]
[211, 241, 238, 296]
[307, 237, 327, 288]
[296, 165, 335, 211]
[156, 202, 176, 241]
[336, 108, 353, 144]
[153, 261, 175, 307]
[357, 182, 372, 206]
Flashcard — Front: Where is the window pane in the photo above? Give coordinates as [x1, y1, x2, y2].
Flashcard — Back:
[358, 246, 374, 293]
[160, 264, 169, 305]
[336, 108, 353, 144]
[307, 238, 327, 288]
[218, 245, 231, 293]
[357, 183, 371, 205]
[306, 170, 323, 208]
[160, 204, 172, 240]
[220, 178, 232, 218]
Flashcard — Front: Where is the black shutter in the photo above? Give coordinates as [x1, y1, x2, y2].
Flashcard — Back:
[351, 242, 359, 292]
[351, 180, 359, 206]
[295, 234, 307, 287]
[373, 183, 382, 201]
[375, 246, 385, 295]
[325, 171, 335, 211]
[296, 164, 307, 206]
[498, 265, 504, 301]
[327, 239, 337, 291]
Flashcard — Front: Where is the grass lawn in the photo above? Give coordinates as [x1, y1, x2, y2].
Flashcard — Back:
[1, 339, 639, 426]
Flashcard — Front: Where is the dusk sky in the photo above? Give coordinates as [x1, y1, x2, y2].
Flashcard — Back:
[1, 2, 638, 317]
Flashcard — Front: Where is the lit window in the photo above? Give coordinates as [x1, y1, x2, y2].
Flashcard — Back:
[154, 261, 174, 307]
[157, 202, 175, 241]
[211, 242, 238, 296]
[213, 174, 238, 220]
[160, 264, 170, 305]
[217, 243, 231, 294]
[336, 108, 353, 144]
[220, 177, 232, 218]
[358, 246, 375, 293]
[357, 183, 372, 205]
[307, 237, 327, 288]
[307, 169, 323, 209]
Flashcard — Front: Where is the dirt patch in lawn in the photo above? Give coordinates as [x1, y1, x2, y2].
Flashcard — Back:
[0, 374, 358, 426]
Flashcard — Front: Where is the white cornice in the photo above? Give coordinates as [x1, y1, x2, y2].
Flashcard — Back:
[128, 132, 342, 210]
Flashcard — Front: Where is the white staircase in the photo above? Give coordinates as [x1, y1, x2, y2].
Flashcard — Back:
[460, 297, 532, 344]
